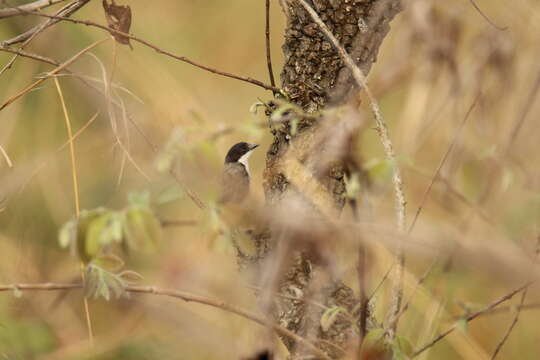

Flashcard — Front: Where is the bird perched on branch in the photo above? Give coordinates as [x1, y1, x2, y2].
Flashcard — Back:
[220, 142, 259, 204]
[218, 142, 260, 264]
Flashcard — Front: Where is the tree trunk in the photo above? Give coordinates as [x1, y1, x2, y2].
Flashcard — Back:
[258, 1, 402, 358]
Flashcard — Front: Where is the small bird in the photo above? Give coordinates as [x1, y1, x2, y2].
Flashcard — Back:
[220, 142, 259, 204]
[219, 142, 260, 264]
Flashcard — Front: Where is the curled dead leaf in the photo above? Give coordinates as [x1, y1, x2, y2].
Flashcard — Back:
[102, 0, 133, 48]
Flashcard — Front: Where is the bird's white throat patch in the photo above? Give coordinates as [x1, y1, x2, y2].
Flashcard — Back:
[238, 150, 254, 176]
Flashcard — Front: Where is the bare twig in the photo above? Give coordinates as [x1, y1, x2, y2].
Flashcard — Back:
[294, 0, 407, 339]
[491, 289, 527, 359]
[265, 0, 276, 88]
[413, 282, 533, 357]
[505, 64, 540, 153]
[1, 0, 91, 47]
[0, 45, 58, 66]
[22, 11, 281, 93]
[0, 38, 109, 112]
[408, 96, 479, 234]
[0, 0, 68, 19]
[0, 282, 332, 360]
[0, 0, 90, 76]
[467, 0, 507, 31]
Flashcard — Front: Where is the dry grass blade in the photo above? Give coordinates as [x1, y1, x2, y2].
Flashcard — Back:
[53, 76, 94, 346]
[0, 38, 109, 112]
[0, 143, 13, 168]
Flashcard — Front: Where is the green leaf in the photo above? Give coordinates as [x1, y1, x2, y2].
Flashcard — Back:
[249, 100, 265, 114]
[58, 218, 76, 248]
[344, 173, 362, 200]
[92, 254, 125, 271]
[320, 306, 347, 332]
[395, 336, 413, 357]
[156, 185, 185, 206]
[84, 264, 129, 301]
[363, 328, 385, 346]
[456, 318, 468, 333]
[76, 208, 108, 263]
[12, 287, 22, 298]
[128, 191, 151, 209]
[123, 208, 162, 252]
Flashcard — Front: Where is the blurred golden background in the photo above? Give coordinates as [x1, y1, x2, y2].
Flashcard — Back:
[1, 0, 540, 359]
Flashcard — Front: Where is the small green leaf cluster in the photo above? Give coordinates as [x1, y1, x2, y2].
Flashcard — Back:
[84, 263, 142, 301]
[58, 191, 162, 264]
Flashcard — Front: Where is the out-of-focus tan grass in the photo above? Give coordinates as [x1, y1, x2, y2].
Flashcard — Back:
[1, 0, 540, 359]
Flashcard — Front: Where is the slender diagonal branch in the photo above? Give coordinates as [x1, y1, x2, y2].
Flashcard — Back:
[408, 96, 479, 234]
[0, 282, 332, 360]
[0, 38, 109, 112]
[413, 282, 533, 358]
[467, 0, 507, 31]
[1, 0, 91, 47]
[491, 289, 527, 359]
[1, 0, 91, 76]
[0, 0, 68, 19]
[21, 11, 281, 93]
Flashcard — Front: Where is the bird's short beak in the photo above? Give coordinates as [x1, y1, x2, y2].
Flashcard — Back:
[249, 143, 260, 150]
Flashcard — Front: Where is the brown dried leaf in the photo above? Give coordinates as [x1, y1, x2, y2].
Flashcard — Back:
[102, 0, 132, 47]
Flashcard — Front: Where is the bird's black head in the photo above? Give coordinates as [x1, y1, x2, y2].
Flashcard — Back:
[225, 142, 259, 163]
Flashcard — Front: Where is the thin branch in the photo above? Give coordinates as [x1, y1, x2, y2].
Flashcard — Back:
[294, 0, 407, 339]
[1, 0, 91, 47]
[0, 45, 59, 66]
[505, 64, 540, 153]
[22, 11, 281, 93]
[467, 0, 507, 31]
[413, 282, 533, 358]
[1, 1, 89, 77]
[491, 289, 527, 359]
[408, 96, 479, 234]
[0, 0, 68, 19]
[0, 38, 110, 112]
[0, 282, 332, 360]
[265, 0, 276, 88]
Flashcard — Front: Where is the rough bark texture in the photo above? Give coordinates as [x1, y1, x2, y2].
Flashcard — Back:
[259, 1, 402, 358]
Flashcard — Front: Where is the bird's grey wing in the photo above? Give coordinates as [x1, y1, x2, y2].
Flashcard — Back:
[220, 163, 250, 204]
